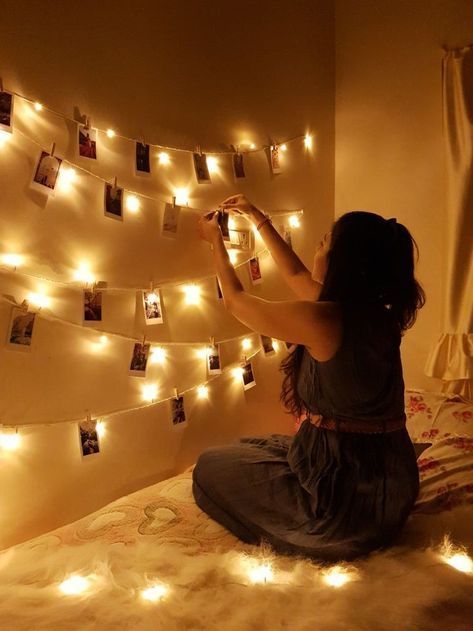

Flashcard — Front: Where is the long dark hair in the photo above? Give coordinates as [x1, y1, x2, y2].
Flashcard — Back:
[279, 211, 426, 416]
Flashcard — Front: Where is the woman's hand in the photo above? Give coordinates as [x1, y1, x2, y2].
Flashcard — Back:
[197, 210, 222, 244]
[312, 231, 331, 284]
[218, 194, 262, 223]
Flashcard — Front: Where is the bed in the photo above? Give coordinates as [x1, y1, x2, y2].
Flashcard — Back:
[0, 389, 472, 631]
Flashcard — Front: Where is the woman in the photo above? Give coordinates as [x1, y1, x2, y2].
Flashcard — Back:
[192, 194, 425, 562]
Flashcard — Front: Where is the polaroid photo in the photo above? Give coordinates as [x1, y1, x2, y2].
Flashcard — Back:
[229, 229, 251, 250]
[84, 289, 102, 323]
[248, 256, 263, 285]
[217, 210, 230, 241]
[216, 277, 223, 300]
[261, 334, 275, 357]
[242, 362, 256, 391]
[129, 342, 151, 376]
[285, 341, 295, 349]
[207, 344, 222, 375]
[162, 202, 181, 238]
[31, 150, 62, 196]
[78, 419, 100, 458]
[142, 290, 164, 325]
[78, 124, 97, 159]
[171, 395, 188, 428]
[0, 90, 14, 133]
[136, 141, 151, 175]
[193, 152, 211, 183]
[104, 182, 123, 220]
[270, 145, 281, 174]
[233, 152, 245, 179]
[6, 306, 36, 351]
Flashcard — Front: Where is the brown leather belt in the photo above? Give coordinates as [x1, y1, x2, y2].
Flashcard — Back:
[307, 413, 406, 434]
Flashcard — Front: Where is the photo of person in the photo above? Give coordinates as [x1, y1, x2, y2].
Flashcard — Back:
[171, 395, 187, 427]
[217, 210, 230, 241]
[229, 229, 250, 250]
[207, 344, 222, 374]
[162, 203, 181, 238]
[31, 150, 62, 195]
[0, 90, 13, 133]
[193, 152, 211, 183]
[142, 290, 164, 325]
[233, 152, 245, 179]
[78, 124, 97, 159]
[136, 141, 151, 174]
[7, 307, 36, 350]
[104, 182, 123, 220]
[129, 342, 150, 376]
[242, 361, 256, 391]
[78, 419, 100, 457]
[216, 277, 223, 300]
[248, 256, 263, 285]
[84, 289, 102, 322]
[270, 144, 281, 173]
[261, 334, 275, 356]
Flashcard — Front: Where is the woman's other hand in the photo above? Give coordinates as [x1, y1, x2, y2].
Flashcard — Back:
[312, 231, 331, 284]
[198, 210, 222, 244]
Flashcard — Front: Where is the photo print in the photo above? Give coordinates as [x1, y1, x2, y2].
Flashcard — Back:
[270, 144, 281, 174]
[233, 152, 245, 179]
[193, 152, 211, 183]
[0, 90, 14, 133]
[261, 334, 275, 356]
[78, 419, 100, 458]
[78, 124, 97, 159]
[7, 306, 36, 350]
[229, 229, 251, 250]
[129, 342, 151, 376]
[104, 182, 123, 220]
[84, 289, 102, 322]
[285, 341, 295, 349]
[136, 141, 151, 174]
[162, 203, 181, 238]
[216, 277, 223, 300]
[207, 344, 222, 375]
[171, 395, 187, 428]
[242, 361, 256, 391]
[31, 150, 62, 195]
[248, 256, 263, 285]
[217, 210, 230, 241]
[142, 290, 164, 325]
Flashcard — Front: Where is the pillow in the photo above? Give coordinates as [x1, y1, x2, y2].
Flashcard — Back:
[404, 389, 447, 443]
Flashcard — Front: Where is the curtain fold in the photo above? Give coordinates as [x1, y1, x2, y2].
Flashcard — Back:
[424, 48, 473, 399]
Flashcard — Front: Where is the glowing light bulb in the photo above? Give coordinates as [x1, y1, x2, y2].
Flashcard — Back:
[272, 339, 279, 351]
[106, 128, 115, 138]
[142, 384, 158, 402]
[2, 253, 23, 268]
[141, 584, 168, 602]
[228, 217, 236, 230]
[150, 347, 166, 364]
[99, 335, 108, 345]
[184, 284, 200, 305]
[242, 338, 252, 350]
[126, 195, 140, 213]
[289, 215, 301, 229]
[249, 563, 273, 584]
[232, 367, 244, 380]
[228, 249, 238, 265]
[304, 133, 313, 149]
[0, 131, 10, 146]
[174, 188, 189, 206]
[74, 264, 95, 285]
[0, 432, 21, 450]
[96, 421, 105, 437]
[280, 144, 287, 152]
[59, 575, 89, 595]
[197, 347, 208, 360]
[34, 102, 43, 112]
[197, 385, 209, 399]
[207, 156, 219, 173]
[322, 566, 352, 588]
[28, 292, 50, 309]
[444, 553, 473, 573]
[250, 143, 256, 149]
[158, 152, 170, 165]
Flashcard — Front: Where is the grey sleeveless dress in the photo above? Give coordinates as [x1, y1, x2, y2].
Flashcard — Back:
[192, 306, 420, 562]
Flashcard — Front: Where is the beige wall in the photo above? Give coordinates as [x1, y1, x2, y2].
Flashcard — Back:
[334, 0, 473, 390]
[0, 1, 334, 548]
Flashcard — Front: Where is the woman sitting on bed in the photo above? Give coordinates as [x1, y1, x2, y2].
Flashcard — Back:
[193, 195, 426, 562]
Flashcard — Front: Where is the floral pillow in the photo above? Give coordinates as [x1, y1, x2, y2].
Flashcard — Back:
[404, 390, 447, 443]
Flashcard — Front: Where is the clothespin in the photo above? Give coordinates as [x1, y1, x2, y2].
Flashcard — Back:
[241, 354, 247, 366]
[172, 195, 176, 208]
[149, 280, 154, 294]
[86, 410, 92, 423]
[209, 335, 215, 349]
[113, 176, 118, 191]
[0, 77, 3, 92]
[85, 116, 91, 130]
[20, 298, 29, 312]
[50, 142, 56, 157]
[141, 135, 146, 148]
[174, 387, 179, 400]
[196, 144, 203, 156]
[142, 333, 147, 347]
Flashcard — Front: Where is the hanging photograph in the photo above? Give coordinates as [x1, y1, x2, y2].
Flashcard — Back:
[193, 152, 211, 183]
[78, 124, 97, 159]
[233, 152, 245, 179]
[84, 289, 102, 322]
[248, 256, 263, 285]
[230, 229, 251, 250]
[171, 395, 187, 428]
[216, 210, 230, 242]
[162, 202, 181, 238]
[142, 290, 164, 325]
[242, 361, 256, 391]
[31, 150, 62, 195]
[136, 141, 151, 175]
[216, 277, 223, 300]
[129, 342, 151, 376]
[270, 144, 281, 174]
[0, 90, 14, 133]
[104, 182, 124, 220]
[78, 419, 100, 458]
[261, 334, 275, 356]
[6, 306, 36, 351]
[207, 344, 222, 375]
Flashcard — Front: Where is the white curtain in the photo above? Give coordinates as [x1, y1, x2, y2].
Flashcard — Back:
[424, 46, 473, 400]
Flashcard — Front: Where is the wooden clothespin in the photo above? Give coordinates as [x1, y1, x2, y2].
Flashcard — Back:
[20, 298, 29, 312]
[86, 410, 92, 423]
[142, 333, 147, 347]
[85, 116, 91, 130]
[50, 142, 56, 157]
[241, 354, 247, 366]
[196, 144, 203, 156]
[172, 195, 176, 208]
[141, 135, 146, 148]
[113, 176, 118, 191]
[174, 387, 179, 400]
[209, 335, 215, 349]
